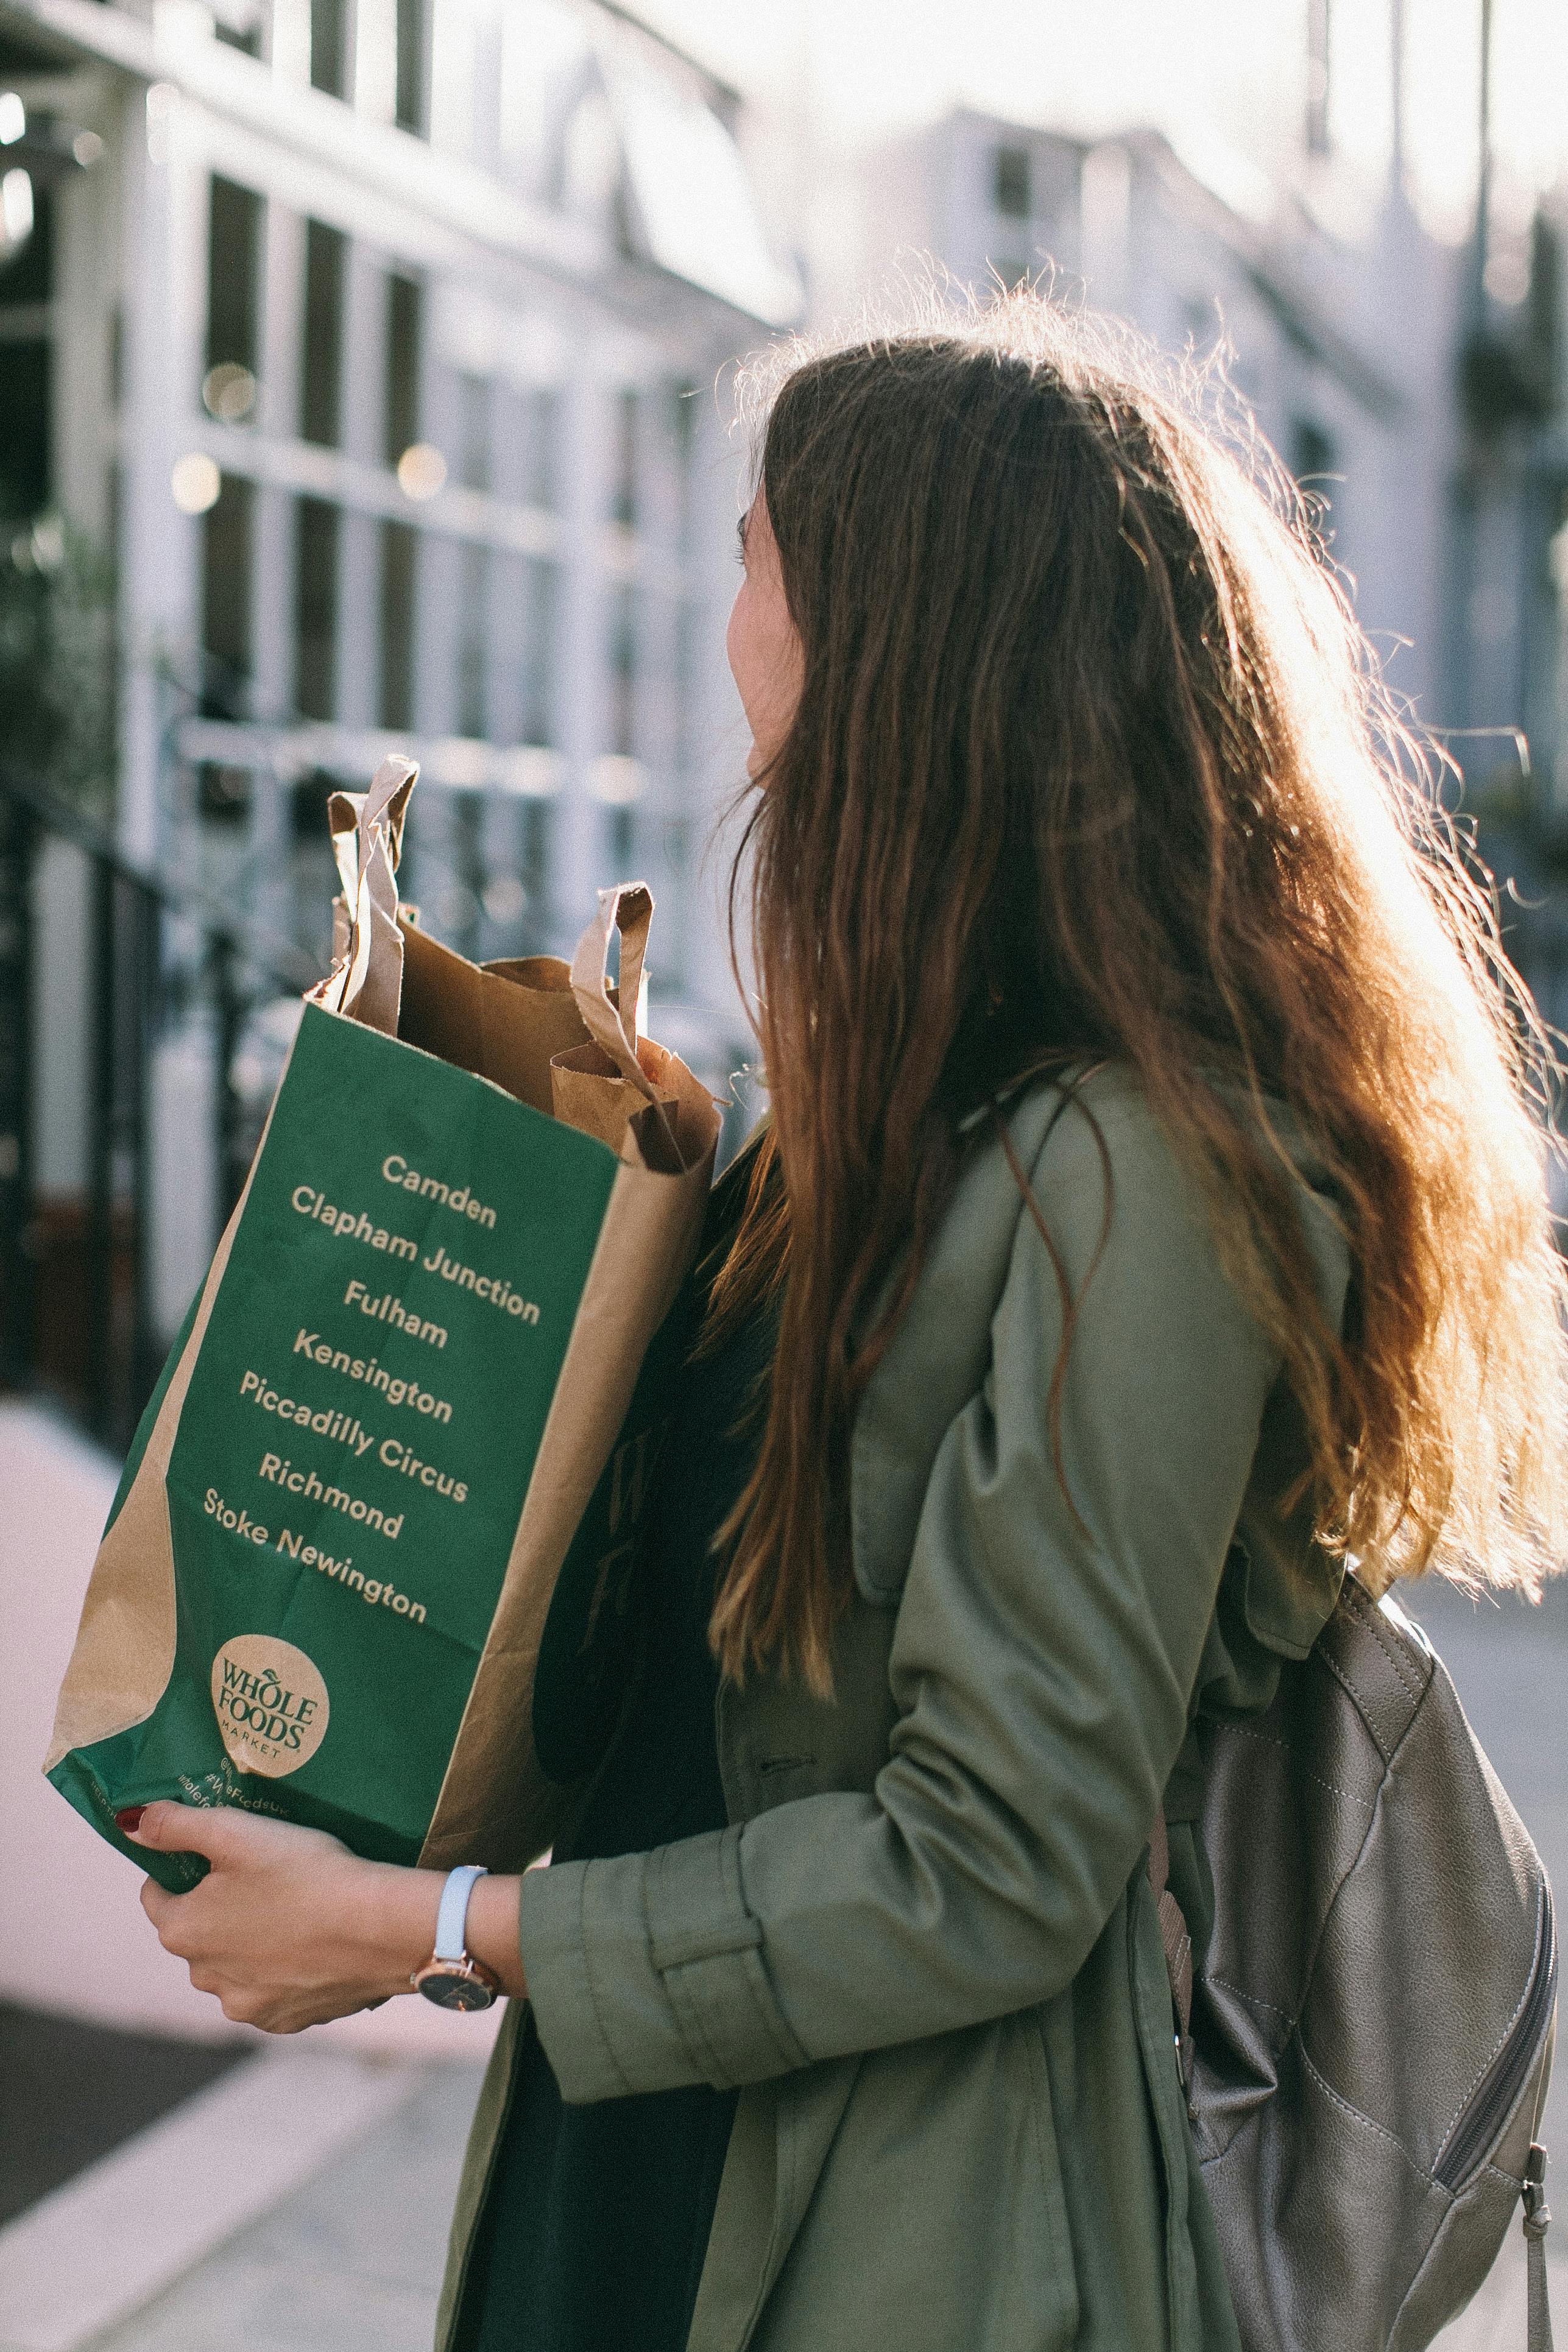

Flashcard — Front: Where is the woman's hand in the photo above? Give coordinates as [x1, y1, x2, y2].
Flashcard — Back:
[127, 1802, 462, 2033]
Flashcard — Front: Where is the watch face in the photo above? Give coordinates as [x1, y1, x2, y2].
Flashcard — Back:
[416, 1968, 496, 2011]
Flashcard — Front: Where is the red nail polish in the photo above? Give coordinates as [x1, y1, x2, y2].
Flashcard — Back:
[115, 1806, 145, 1834]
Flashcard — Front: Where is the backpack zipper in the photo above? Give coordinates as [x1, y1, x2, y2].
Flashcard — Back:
[1433, 1889, 1557, 2193]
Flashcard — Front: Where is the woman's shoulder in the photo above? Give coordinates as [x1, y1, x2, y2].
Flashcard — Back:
[962, 1059, 1349, 1324]
[852, 1059, 1346, 1606]
[961, 1056, 1188, 1171]
[950, 1061, 1194, 1279]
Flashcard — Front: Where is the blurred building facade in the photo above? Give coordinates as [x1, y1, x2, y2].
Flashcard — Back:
[0, 0, 795, 971]
[841, 17, 1568, 1028]
[0, 0, 794, 1412]
[4, 0, 1567, 1438]
[867, 109, 1439, 704]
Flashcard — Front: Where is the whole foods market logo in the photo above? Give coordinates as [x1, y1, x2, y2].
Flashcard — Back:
[210, 1635, 330, 1778]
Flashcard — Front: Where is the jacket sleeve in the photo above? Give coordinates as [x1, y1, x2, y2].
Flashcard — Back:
[518, 1089, 1340, 2102]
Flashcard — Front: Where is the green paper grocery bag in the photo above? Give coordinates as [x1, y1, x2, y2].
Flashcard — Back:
[45, 757, 721, 1890]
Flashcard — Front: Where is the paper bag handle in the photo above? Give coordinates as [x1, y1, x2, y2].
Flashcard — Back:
[308, 756, 416, 1037]
[568, 883, 656, 1089]
[568, 883, 680, 1162]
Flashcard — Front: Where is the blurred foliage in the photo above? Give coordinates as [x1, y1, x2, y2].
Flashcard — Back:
[0, 512, 116, 816]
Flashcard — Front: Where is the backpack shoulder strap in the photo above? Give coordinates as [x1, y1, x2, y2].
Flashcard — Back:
[1524, 2144, 1555, 2352]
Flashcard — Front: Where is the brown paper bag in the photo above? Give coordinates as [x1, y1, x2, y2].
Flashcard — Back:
[415, 873, 721, 1866]
[324, 775, 728, 1868]
[46, 755, 722, 1883]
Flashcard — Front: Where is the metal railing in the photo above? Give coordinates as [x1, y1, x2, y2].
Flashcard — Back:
[0, 765, 320, 1453]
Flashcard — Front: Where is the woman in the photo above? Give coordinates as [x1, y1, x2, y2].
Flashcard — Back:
[124, 301, 1568, 2352]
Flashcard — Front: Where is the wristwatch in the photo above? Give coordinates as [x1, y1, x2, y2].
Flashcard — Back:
[411, 1863, 501, 2010]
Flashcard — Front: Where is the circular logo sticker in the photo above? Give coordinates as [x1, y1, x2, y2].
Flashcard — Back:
[210, 1635, 330, 1778]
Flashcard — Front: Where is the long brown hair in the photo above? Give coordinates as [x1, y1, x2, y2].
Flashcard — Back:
[705, 295, 1568, 1695]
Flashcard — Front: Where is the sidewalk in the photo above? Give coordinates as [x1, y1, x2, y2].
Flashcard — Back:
[81, 2063, 486, 2352]
[4, 2038, 1556, 2352]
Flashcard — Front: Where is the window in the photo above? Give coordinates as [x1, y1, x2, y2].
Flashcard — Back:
[657, 813, 689, 991]
[669, 382, 696, 556]
[384, 273, 422, 465]
[501, 0, 592, 198]
[1291, 417, 1336, 506]
[607, 805, 635, 872]
[294, 496, 339, 720]
[198, 763, 251, 821]
[673, 596, 696, 771]
[300, 221, 346, 449]
[200, 475, 254, 718]
[0, 344, 49, 521]
[0, 135, 49, 520]
[0, 169, 49, 309]
[1305, 0, 1332, 156]
[526, 387, 559, 510]
[612, 389, 637, 529]
[457, 372, 490, 492]
[522, 558, 557, 744]
[311, 0, 348, 98]
[379, 520, 416, 728]
[519, 799, 551, 947]
[396, 0, 425, 133]
[608, 580, 635, 756]
[212, 0, 263, 53]
[447, 791, 484, 959]
[457, 541, 489, 737]
[994, 144, 1031, 221]
[205, 177, 262, 382]
[291, 770, 334, 844]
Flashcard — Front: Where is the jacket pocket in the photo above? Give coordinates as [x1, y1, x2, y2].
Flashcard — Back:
[754, 2014, 1082, 2352]
[1016, 2004, 1084, 2349]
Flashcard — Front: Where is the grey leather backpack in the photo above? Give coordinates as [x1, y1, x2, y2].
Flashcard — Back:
[1155, 1571, 1556, 2352]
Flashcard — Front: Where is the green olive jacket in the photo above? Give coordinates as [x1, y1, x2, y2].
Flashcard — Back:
[436, 1067, 1352, 2352]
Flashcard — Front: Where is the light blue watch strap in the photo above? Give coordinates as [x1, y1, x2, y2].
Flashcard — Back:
[433, 1863, 488, 1963]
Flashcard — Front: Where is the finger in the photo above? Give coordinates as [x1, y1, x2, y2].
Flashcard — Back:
[220, 1990, 285, 2030]
[139, 1876, 221, 1963]
[154, 1905, 202, 1959]
[124, 1801, 245, 1865]
[139, 1877, 174, 1932]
